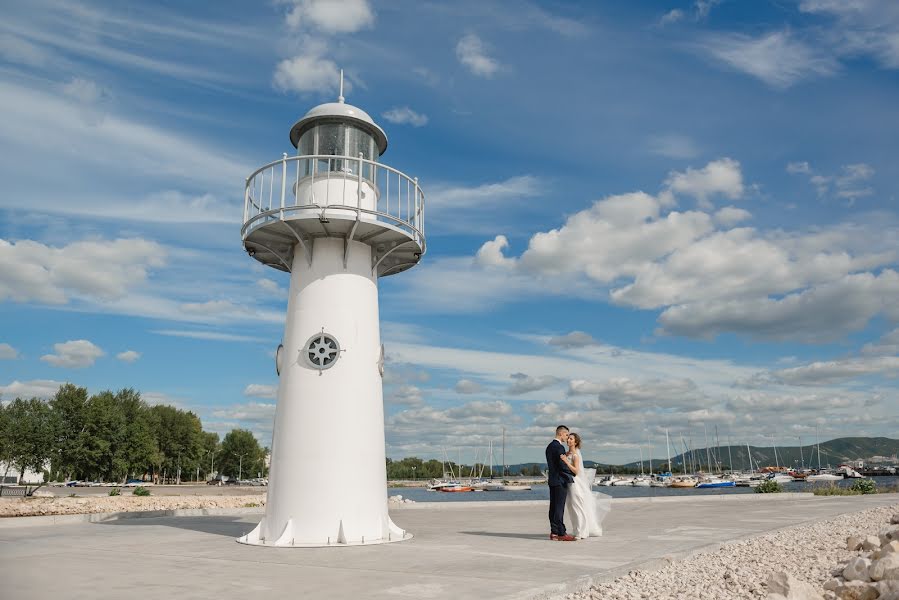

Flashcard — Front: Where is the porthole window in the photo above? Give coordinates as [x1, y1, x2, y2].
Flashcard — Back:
[304, 332, 340, 371]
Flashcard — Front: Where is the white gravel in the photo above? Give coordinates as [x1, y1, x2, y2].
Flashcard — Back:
[556, 503, 899, 600]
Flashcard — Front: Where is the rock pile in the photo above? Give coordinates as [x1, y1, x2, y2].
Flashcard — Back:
[557, 504, 898, 600]
[817, 517, 899, 600]
[0, 493, 267, 517]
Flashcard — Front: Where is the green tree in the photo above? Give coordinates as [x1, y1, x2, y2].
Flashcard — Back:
[147, 405, 203, 483]
[48, 384, 91, 480]
[4, 398, 53, 483]
[218, 429, 263, 479]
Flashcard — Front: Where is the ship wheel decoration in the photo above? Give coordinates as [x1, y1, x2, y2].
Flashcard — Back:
[303, 329, 341, 373]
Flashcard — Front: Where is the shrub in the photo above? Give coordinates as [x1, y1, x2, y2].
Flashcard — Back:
[108, 487, 121, 496]
[849, 479, 876, 494]
[132, 486, 151, 496]
[242, 502, 259, 508]
[755, 480, 783, 493]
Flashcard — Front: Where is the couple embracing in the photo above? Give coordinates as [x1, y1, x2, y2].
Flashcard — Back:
[545, 424, 611, 541]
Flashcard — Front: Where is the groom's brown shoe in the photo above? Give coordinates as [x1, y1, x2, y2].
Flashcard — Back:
[557, 534, 577, 541]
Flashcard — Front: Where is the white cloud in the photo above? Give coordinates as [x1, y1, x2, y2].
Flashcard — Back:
[743, 356, 899, 387]
[285, 0, 375, 34]
[41, 340, 104, 368]
[0, 237, 165, 305]
[454, 379, 484, 394]
[456, 33, 500, 78]
[713, 206, 752, 227]
[274, 52, 340, 95]
[507, 372, 561, 395]
[62, 78, 104, 105]
[387, 384, 424, 406]
[382, 107, 428, 127]
[787, 161, 875, 202]
[699, 30, 839, 88]
[694, 0, 721, 20]
[212, 401, 276, 422]
[646, 133, 700, 159]
[0, 33, 52, 67]
[799, 0, 899, 69]
[475, 235, 516, 268]
[547, 331, 599, 349]
[659, 9, 685, 26]
[244, 384, 278, 399]
[0, 379, 66, 400]
[663, 157, 744, 208]
[429, 175, 541, 211]
[152, 330, 270, 343]
[116, 350, 141, 363]
[0, 343, 19, 359]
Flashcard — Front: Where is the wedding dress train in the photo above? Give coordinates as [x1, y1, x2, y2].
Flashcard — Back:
[565, 450, 612, 538]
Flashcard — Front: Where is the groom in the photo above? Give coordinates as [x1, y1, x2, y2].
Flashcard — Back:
[546, 425, 576, 541]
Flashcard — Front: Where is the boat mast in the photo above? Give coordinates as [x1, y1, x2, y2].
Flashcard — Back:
[666, 429, 672, 474]
[639, 446, 644, 476]
[648, 434, 653, 476]
[703, 424, 712, 473]
[715, 426, 722, 474]
[501, 427, 505, 478]
[816, 425, 822, 471]
[746, 442, 754, 472]
[798, 436, 804, 470]
[727, 435, 734, 473]
[772, 435, 780, 469]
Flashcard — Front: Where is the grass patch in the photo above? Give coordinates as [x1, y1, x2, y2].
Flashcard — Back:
[755, 480, 783, 493]
[108, 487, 121, 496]
[132, 486, 151, 497]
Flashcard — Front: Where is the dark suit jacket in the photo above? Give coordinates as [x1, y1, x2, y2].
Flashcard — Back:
[545, 439, 574, 487]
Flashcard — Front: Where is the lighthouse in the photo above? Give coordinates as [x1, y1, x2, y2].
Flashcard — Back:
[238, 75, 425, 547]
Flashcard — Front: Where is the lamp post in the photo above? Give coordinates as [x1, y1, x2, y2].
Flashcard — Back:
[411, 466, 416, 481]
[237, 452, 249, 481]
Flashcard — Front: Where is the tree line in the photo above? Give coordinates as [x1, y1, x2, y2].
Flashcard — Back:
[385, 456, 546, 479]
[0, 384, 267, 484]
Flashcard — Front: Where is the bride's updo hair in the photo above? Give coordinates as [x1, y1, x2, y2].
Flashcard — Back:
[569, 432, 582, 448]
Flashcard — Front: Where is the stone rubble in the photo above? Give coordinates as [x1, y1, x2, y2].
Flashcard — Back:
[555, 505, 899, 600]
[0, 493, 267, 517]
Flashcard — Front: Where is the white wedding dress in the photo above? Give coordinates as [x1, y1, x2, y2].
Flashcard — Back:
[565, 450, 612, 539]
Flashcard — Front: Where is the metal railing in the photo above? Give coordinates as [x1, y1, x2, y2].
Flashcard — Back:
[242, 154, 426, 253]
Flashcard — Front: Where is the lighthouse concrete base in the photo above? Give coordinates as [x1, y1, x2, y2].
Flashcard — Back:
[236, 514, 412, 547]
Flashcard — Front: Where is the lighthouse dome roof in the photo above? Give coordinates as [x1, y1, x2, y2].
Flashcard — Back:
[289, 101, 388, 155]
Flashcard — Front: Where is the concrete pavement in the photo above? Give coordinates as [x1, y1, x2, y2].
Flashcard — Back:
[2, 494, 897, 600]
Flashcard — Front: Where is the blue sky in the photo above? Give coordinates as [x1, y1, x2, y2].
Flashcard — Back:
[1, 0, 898, 465]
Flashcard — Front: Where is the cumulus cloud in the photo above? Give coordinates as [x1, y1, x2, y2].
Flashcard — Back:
[456, 33, 500, 78]
[646, 133, 700, 159]
[741, 356, 899, 387]
[244, 384, 278, 399]
[547, 331, 599, 349]
[285, 0, 374, 34]
[0, 343, 19, 359]
[713, 206, 752, 227]
[475, 235, 516, 268]
[698, 30, 839, 88]
[273, 38, 344, 95]
[116, 350, 140, 363]
[0, 238, 166, 305]
[387, 384, 424, 406]
[507, 372, 561, 395]
[788, 161, 875, 202]
[663, 157, 744, 208]
[382, 107, 428, 127]
[454, 379, 484, 394]
[212, 401, 276, 422]
[0, 379, 67, 400]
[41, 340, 104, 368]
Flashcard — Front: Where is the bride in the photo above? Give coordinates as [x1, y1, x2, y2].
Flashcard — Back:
[560, 432, 611, 539]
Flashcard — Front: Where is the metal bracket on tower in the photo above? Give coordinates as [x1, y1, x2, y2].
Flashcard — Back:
[249, 242, 293, 272]
[278, 220, 313, 267]
[372, 240, 413, 275]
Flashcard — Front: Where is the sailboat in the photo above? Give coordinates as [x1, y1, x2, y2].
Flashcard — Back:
[807, 426, 842, 482]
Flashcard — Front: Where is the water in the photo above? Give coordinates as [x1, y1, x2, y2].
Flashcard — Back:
[389, 476, 899, 503]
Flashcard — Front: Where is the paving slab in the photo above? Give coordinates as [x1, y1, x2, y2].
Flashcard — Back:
[1, 494, 897, 600]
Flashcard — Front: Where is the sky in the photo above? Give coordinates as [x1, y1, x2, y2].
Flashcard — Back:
[1, 0, 898, 466]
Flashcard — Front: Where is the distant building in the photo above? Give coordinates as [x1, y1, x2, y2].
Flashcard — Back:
[0, 462, 44, 484]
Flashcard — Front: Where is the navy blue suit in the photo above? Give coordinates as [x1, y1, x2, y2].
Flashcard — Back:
[545, 438, 574, 536]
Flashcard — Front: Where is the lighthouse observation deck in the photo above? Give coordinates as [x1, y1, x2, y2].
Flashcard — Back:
[241, 153, 426, 277]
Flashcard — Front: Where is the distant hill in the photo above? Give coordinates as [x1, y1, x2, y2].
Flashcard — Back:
[504, 437, 899, 475]
[618, 436, 899, 472]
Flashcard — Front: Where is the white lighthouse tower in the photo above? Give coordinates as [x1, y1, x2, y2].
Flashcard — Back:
[238, 76, 425, 547]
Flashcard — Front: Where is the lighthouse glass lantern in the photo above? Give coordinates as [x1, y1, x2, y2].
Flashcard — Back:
[238, 76, 425, 547]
